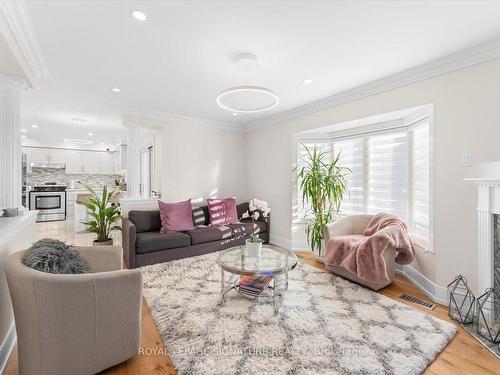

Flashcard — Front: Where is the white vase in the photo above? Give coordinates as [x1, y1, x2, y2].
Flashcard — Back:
[246, 239, 263, 257]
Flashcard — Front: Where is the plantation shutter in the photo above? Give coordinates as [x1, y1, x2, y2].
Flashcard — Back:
[366, 131, 409, 220]
[410, 119, 431, 244]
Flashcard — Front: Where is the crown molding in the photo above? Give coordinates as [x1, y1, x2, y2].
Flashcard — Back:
[244, 38, 500, 132]
[0, 0, 48, 87]
[121, 107, 242, 132]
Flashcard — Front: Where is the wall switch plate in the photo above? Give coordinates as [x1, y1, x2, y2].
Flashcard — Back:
[461, 153, 472, 167]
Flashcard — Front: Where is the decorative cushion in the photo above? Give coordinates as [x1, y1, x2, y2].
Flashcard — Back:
[207, 197, 238, 226]
[158, 199, 195, 233]
[22, 238, 90, 274]
[129, 210, 162, 233]
[192, 207, 207, 226]
[136, 232, 191, 254]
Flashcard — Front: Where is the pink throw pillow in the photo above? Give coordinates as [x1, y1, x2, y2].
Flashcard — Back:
[207, 197, 238, 226]
[158, 199, 195, 233]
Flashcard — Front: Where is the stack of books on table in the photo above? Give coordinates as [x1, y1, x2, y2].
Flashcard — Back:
[239, 274, 273, 298]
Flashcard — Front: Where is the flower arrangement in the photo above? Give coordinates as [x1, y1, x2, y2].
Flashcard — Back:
[242, 199, 270, 243]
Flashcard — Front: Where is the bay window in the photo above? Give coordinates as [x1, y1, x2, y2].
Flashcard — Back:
[297, 117, 432, 250]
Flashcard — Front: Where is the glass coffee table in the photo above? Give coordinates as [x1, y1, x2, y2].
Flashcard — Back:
[217, 245, 297, 313]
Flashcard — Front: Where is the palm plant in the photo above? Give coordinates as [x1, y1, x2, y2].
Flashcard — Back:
[76, 184, 122, 244]
[295, 143, 350, 257]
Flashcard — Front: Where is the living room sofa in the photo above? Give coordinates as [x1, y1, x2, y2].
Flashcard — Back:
[122, 202, 270, 268]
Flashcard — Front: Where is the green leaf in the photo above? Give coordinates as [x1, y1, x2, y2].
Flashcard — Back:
[293, 143, 351, 256]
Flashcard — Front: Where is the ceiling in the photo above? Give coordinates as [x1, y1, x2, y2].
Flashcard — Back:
[19, 0, 500, 138]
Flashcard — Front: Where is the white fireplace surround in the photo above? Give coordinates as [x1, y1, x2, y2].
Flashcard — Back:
[466, 161, 500, 294]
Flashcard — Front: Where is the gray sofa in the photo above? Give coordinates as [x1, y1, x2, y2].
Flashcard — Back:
[123, 202, 270, 268]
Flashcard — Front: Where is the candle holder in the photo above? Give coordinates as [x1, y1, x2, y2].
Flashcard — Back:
[476, 288, 500, 343]
[447, 275, 475, 324]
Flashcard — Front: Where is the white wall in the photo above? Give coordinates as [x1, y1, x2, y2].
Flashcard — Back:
[245, 57, 500, 294]
[160, 120, 248, 205]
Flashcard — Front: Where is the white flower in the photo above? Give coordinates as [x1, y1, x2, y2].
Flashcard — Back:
[242, 211, 250, 219]
[263, 207, 271, 217]
[253, 211, 260, 220]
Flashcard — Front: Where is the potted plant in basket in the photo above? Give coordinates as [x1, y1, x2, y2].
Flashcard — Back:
[242, 199, 270, 257]
[294, 143, 350, 259]
[76, 184, 122, 245]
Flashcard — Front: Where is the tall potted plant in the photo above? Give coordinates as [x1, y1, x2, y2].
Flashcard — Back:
[295, 143, 350, 258]
[76, 184, 122, 245]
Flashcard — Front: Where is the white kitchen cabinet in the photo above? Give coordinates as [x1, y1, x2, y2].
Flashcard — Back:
[113, 145, 127, 174]
[99, 152, 114, 174]
[49, 149, 66, 163]
[29, 148, 50, 162]
[83, 151, 100, 174]
[65, 151, 85, 173]
[24, 146, 118, 175]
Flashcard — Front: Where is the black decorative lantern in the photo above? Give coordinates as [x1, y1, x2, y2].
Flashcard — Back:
[447, 275, 475, 324]
[476, 288, 500, 343]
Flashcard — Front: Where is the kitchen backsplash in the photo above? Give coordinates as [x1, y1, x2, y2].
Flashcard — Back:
[26, 168, 122, 191]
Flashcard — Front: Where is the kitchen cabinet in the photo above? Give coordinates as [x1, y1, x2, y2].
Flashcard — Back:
[113, 144, 127, 175]
[23, 146, 118, 175]
[29, 148, 50, 162]
[65, 151, 85, 173]
[83, 151, 100, 174]
[99, 152, 114, 174]
[23, 147, 66, 164]
[49, 149, 66, 163]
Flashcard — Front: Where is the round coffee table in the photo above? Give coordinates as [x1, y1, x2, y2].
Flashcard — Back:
[217, 245, 297, 313]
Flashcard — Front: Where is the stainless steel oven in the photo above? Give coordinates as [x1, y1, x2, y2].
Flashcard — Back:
[29, 184, 67, 222]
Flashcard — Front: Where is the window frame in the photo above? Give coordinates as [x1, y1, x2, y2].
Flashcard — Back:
[294, 113, 435, 253]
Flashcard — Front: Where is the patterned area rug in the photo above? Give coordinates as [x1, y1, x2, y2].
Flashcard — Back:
[141, 253, 456, 375]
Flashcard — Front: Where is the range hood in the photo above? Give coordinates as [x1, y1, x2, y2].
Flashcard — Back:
[30, 162, 66, 169]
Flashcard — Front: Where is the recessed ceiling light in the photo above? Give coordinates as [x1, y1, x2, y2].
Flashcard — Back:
[130, 9, 147, 21]
[21, 135, 26, 139]
[21, 129, 27, 133]
[64, 138, 93, 145]
[303, 79, 313, 84]
[112, 88, 121, 92]
[88, 132, 94, 136]
[71, 117, 87, 123]
[31, 124, 39, 128]
[232, 113, 238, 116]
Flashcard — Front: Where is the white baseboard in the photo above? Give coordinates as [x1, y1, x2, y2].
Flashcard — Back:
[269, 234, 291, 250]
[0, 323, 16, 374]
[395, 264, 448, 306]
[291, 240, 312, 251]
[269, 235, 312, 252]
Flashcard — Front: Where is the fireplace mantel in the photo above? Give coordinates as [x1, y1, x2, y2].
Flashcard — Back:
[466, 169, 500, 294]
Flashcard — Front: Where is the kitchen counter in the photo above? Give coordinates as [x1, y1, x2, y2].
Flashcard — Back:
[0, 209, 37, 360]
[0, 210, 37, 245]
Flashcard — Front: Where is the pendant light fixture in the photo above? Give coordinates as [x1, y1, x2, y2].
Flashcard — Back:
[217, 53, 279, 113]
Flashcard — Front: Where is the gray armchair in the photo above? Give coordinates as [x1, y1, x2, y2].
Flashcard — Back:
[323, 214, 397, 290]
[5, 246, 143, 375]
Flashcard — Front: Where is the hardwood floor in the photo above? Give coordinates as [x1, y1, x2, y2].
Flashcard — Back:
[5, 233, 500, 374]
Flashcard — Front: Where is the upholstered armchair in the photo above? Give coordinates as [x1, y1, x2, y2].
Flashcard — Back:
[5, 246, 143, 375]
[323, 214, 397, 290]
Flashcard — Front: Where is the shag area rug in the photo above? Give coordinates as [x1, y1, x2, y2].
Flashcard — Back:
[142, 253, 456, 375]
